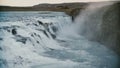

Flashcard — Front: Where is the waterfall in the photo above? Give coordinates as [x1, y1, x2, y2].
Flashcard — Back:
[55, 2, 119, 68]
[71, 2, 120, 55]
[57, 2, 115, 40]
[0, 2, 119, 68]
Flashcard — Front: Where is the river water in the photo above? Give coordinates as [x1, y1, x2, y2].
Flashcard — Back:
[0, 11, 119, 68]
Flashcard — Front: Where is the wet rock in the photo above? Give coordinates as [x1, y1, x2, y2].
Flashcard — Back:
[101, 2, 120, 55]
[43, 31, 49, 38]
[37, 20, 44, 25]
[12, 29, 17, 35]
[37, 35, 41, 38]
[7, 29, 10, 32]
[50, 34, 56, 39]
[31, 34, 34, 37]
[49, 48, 55, 51]
[51, 26, 58, 32]
[56, 39, 66, 42]
[0, 38, 3, 41]
[0, 47, 3, 51]
[15, 35, 27, 44]
[36, 41, 39, 44]
[33, 23, 38, 26]
[34, 33, 36, 35]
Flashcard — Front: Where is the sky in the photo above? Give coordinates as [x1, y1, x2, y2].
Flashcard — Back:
[0, 0, 116, 6]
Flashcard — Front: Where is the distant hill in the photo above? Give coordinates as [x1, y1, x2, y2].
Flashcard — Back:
[0, 3, 87, 11]
[0, 3, 88, 19]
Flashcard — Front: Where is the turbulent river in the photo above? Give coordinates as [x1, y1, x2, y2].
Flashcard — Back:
[0, 9, 119, 68]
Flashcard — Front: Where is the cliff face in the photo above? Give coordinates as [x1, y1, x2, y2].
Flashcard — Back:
[77, 2, 120, 55]
[101, 2, 120, 55]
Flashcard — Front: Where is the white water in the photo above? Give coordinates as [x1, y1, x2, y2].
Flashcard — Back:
[0, 2, 119, 68]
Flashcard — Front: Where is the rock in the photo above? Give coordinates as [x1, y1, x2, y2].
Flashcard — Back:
[50, 34, 56, 39]
[0, 38, 3, 40]
[7, 29, 10, 32]
[43, 31, 49, 38]
[82, 2, 120, 56]
[51, 26, 58, 33]
[37, 20, 44, 25]
[36, 41, 39, 44]
[33, 23, 38, 26]
[12, 29, 17, 35]
[0, 47, 3, 51]
[101, 2, 120, 55]
[15, 35, 27, 44]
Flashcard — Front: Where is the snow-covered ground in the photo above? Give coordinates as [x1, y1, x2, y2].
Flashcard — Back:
[0, 11, 119, 68]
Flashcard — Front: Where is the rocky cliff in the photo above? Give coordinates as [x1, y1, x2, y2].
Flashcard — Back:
[76, 2, 120, 56]
[101, 2, 120, 55]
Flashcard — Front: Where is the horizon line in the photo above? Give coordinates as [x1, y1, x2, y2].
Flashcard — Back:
[0, 1, 116, 7]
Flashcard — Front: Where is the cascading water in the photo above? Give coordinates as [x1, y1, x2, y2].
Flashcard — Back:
[0, 2, 119, 68]
[55, 2, 119, 68]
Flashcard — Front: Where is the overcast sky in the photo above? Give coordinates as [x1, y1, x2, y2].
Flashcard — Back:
[0, 0, 117, 6]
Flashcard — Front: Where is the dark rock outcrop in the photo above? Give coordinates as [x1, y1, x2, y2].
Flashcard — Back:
[0, 47, 3, 51]
[12, 29, 17, 35]
[37, 20, 44, 25]
[14, 35, 27, 44]
[101, 2, 120, 55]
[0, 38, 3, 41]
